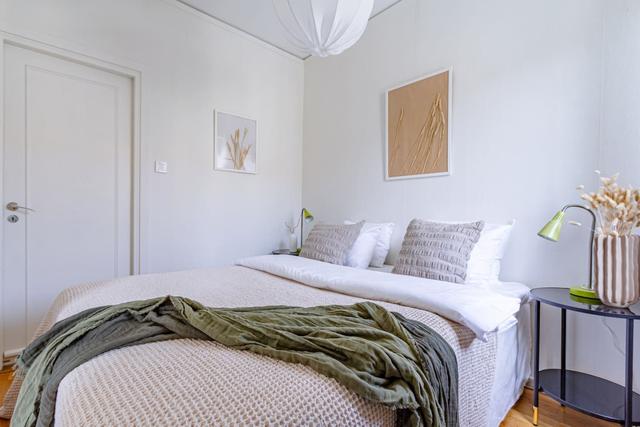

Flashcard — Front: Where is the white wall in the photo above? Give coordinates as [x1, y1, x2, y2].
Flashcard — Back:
[600, 0, 640, 184]
[304, 0, 603, 284]
[0, 0, 304, 273]
[584, 0, 640, 392]
[302, 0, 640, 389]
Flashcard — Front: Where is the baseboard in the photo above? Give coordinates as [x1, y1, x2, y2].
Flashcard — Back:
[3, 349, 22, 359]
[1, 357, 16, 370]
[2, 348, 22, 368]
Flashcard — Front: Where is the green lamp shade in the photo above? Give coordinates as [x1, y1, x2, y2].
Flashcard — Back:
[537, 211, 565, 242]
[537, 206, 600, 302]
[302, 208, 314, 223]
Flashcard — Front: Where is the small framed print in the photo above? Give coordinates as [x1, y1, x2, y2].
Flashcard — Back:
[214, 110, 257, 174]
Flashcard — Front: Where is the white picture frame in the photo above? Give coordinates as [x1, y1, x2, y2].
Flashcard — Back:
[384, 67, 453, 181]
[214, 110, 257, 174]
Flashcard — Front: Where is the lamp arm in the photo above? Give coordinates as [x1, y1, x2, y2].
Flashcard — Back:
[562, 204, 596, 289]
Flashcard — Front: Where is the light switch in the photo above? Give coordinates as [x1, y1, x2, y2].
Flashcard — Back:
[154, 161, 168, 174]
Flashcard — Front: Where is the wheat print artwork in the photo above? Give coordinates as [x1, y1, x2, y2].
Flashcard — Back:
[386, 69, 450, 179]
[214, 111, 257, 174]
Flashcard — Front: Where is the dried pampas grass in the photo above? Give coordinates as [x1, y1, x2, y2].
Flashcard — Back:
[578, 172, 640, 236]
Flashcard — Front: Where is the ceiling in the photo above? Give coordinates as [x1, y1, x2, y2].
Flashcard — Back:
[177, 0, 401, 59]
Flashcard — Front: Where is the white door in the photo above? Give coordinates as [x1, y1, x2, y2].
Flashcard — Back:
[2, 44, 133, 358]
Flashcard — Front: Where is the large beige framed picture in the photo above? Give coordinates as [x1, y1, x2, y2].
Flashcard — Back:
[385, 68, 452, 180]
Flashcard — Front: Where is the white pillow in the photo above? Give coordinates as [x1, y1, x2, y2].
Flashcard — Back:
[466, 221, 515, 283]
[345, 221, 395, 268]
[345, 224, 381, 268]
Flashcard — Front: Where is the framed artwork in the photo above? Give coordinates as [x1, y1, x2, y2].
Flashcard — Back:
[214, 110, 257, 174]
[385, 68, 452, 180]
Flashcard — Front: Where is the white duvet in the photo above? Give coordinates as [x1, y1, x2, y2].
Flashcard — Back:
[237, 255, 530, 341]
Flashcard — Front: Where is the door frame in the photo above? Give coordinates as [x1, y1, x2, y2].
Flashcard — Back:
[0, 32, 143, 367]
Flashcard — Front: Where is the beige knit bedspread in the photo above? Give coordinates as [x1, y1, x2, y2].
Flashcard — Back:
[1, 266, 497, 426]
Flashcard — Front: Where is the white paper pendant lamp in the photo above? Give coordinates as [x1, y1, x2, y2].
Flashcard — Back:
[273, 0, 375, 57]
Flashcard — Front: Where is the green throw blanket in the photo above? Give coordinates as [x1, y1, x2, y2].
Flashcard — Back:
[12, 296, 457, 427]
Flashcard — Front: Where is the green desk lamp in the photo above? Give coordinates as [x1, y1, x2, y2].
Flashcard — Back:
[298, 208, 314, 252]
[538, 204, 599, 300]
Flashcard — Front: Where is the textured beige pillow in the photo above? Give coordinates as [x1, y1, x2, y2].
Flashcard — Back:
[392, 219, 484, 283]
[300, 222, 364, 265]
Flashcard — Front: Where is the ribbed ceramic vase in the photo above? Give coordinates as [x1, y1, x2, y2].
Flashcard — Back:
[594, 235, 640, 308]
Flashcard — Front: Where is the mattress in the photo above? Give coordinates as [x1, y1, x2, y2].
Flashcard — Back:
[488, 303, 532, 425]
[1, 257, 530, 426]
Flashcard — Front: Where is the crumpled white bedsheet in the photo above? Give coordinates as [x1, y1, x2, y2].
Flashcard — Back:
[237, 255, 530, 340]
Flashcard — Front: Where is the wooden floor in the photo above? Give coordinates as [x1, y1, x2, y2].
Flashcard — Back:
[0, 368, 616, 426]
[0, 369, 10, 427]
[500, 388, 615, 427]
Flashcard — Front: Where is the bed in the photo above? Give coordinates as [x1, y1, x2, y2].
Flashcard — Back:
[1, 255, 530, 426]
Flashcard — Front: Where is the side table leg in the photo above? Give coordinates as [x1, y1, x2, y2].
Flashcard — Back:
[625, 319, 634, 427]
[533, 300, 540, 425]
[560, 308, 566, 403]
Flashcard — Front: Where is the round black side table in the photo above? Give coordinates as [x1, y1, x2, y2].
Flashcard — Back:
[531, 287, 640, 426]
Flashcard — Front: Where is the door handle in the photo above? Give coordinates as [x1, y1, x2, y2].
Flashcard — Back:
[6, 202, 34, 212]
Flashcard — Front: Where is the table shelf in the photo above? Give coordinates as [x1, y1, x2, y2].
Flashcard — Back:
[540, 369, 640, 424]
